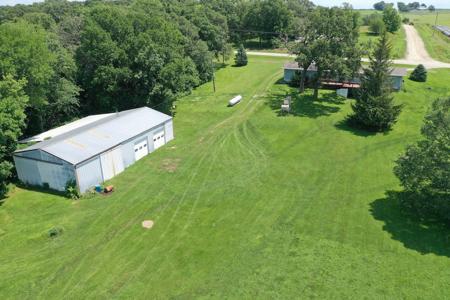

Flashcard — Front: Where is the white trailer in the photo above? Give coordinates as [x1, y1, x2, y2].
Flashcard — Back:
[228, 95, 242, 106]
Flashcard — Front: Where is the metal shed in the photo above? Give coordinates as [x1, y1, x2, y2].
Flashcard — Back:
[14, 107, 174, 193]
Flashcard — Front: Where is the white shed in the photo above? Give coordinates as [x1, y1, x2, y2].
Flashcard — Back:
[14, 107, 174, 193]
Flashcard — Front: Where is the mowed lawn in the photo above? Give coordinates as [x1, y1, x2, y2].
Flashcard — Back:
[359, 25, 406, 59]
[1, 56, 450, 298]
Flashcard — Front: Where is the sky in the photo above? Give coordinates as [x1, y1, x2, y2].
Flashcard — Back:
[0, 0, 449, 9]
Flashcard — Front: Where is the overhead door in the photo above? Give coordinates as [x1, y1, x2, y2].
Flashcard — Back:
[100, 147, 124, 181]
[134, 139, 148, 161]
[153, 130, 165, 150]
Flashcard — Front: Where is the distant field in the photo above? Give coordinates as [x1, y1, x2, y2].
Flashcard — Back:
[359, 25, 406, 59]
[1, 55, 450, 298]
[358, 9, 450, 61]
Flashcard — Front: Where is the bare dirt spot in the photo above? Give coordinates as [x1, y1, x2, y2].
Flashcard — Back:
[142, 220, 154, 229]
[160, 158, 180, 173]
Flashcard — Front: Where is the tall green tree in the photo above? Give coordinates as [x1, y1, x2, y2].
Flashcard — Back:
[243, 0, 292, 45]
[76, 4, 200, 113]
[394, 97, 450, 196]
[394, 97, 450, 222]
[0, 75, 28, 198]
[290, 6, 361, 97]
[383, 5, 401, 33]
[373, 1, 387, 11]
[349, 31, 402, 131]
[0, 21, 56, 134]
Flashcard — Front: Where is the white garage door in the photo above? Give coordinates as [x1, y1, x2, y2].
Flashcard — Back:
[153, 130, 165, 150]
[100, 147, 124, 181]
[134, 139, 148, 161]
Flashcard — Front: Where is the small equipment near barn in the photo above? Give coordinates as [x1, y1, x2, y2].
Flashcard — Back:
[14, 107, 174, 193]
[228, 95, 242, 106]
[281, 96, 292, 113]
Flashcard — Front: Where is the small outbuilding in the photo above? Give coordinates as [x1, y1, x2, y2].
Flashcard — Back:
[14, 107, 174, 193]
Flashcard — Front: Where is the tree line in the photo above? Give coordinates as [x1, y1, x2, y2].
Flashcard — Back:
[0, 0, 315, 198]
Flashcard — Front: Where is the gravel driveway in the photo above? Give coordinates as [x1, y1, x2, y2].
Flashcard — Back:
[246, 25, 450, 69]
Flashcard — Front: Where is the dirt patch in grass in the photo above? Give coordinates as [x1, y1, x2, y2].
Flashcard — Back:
[160, 158, 180, 173]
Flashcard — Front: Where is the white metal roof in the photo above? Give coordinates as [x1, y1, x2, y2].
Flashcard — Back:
[15, 107, 172, 165]
[19, 113, 114, 143]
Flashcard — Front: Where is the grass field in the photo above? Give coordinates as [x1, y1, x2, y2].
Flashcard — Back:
[359, 25, 406, 58]
[1, 55, 450, 298]
[402, 10, 450, 62]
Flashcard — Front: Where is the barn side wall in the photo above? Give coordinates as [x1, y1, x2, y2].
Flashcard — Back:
[14, 153, 75, 191]
[164, 120, 174, 142]
[76, 156, 103, 193]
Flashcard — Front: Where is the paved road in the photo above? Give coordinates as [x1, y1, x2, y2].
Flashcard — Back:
[247, 25, 450, 69]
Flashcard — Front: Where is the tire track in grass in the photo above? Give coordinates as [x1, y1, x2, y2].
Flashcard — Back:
[55, 132, 223, 297]
[63, 134, 222, 298]
[112, 71, 283, 297]
[101, 127, 230, 296]
[61, 68, 284, 297]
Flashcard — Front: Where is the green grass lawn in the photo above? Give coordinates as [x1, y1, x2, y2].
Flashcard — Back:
[1, 56, 450, 298]
[401, 10, 450, 62]
[359, 25, 406, 58]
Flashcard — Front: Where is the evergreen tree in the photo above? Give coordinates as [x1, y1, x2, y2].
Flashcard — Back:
[349, 31, 402, 131]
[410, 64, 427, 82]
[234, 44, 248, 67]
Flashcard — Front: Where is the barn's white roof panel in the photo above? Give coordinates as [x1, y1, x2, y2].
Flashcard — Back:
[15, 107, 172, 165]
[19, 113, 114, 143]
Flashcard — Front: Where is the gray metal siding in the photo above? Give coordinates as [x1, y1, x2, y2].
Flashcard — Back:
[14, 156, 74, 191]
[391, 76, 403, 90]
[284, 69, 294, 82]
[14, 156, 42, 186]
[38, 162, 75, 191]
[121, 142, 135, 168]
[15, 150, 42, 160]
[76, 156, 103, 193]
[165, 120, 174, 142]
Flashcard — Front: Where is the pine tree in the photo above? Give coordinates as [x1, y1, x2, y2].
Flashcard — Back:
[410, 64, 427, 82]
[234, 44, 248, 67]
[349, 31, 402, 131]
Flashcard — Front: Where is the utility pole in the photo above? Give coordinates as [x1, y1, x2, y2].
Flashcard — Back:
[212, 58, 216, 93]
[432, 11, 439, 37]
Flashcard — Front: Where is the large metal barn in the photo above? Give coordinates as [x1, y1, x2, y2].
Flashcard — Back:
[14, 107, 174, 193]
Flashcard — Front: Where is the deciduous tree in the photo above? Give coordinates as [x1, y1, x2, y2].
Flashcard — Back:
[0, 76, 28, 198]
[383, 5, 401, 33]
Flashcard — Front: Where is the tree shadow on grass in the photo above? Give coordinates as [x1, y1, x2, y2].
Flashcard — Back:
[267, 89, 344, 118]
[370, 191, 450, 257]
[334, 119, 378, 137]
[15, 182, 67, 198]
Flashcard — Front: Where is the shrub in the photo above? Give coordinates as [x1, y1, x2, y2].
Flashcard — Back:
[48, 226, 63, 238]
[369, 16, 385, 35]
[409, 64, 427, 82]
[234, 44, 248, 67]
[402, 17, 410, 24]
[65, 180, 79, 200]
